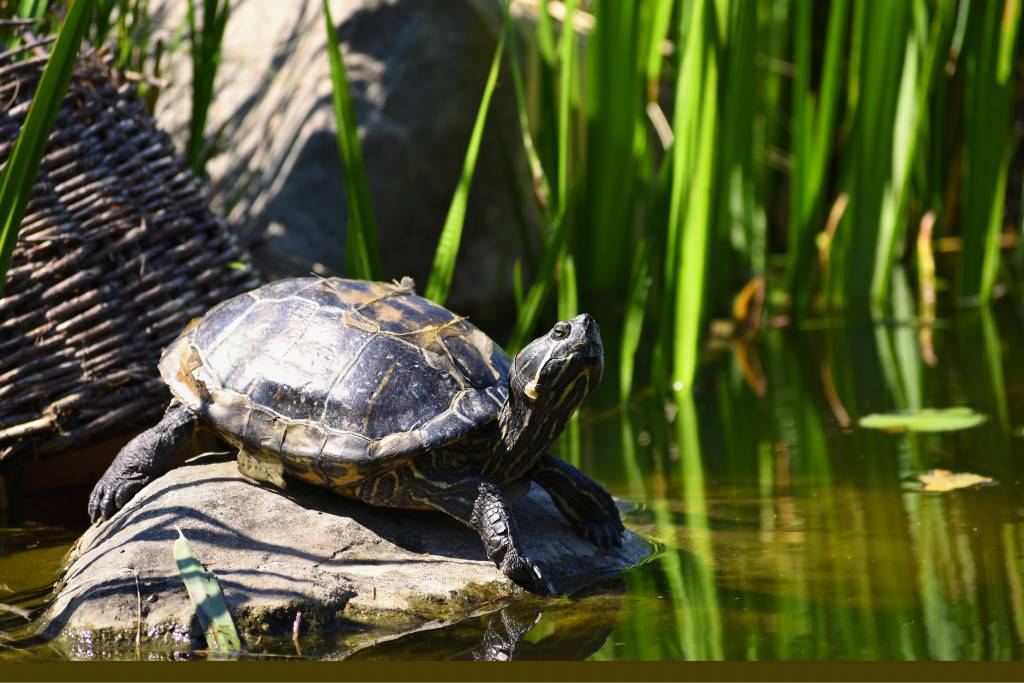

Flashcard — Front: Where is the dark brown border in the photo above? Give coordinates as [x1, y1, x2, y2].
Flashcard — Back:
[2, 661, 1023, 682]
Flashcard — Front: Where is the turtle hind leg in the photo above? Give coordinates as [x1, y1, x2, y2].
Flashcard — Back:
[88, 400, 197, 523]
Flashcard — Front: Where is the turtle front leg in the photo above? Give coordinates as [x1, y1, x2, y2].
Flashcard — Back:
[467, 480, 556, 595]
[530, 454, 625, 550]
[375, 466, 555, 595]
[471, 606, 542, 660]
[88, 400, 197, 523]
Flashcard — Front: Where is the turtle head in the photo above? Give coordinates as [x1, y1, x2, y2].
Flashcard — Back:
[510, 314, 604, 413]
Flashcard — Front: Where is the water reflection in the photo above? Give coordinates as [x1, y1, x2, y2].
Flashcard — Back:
[586, 298, 1024, 661]
[347, 588, 625, 660]
[3, 300, 1024, 660]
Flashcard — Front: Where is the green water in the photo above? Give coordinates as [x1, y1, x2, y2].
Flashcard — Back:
[2, 299, 1024, 660]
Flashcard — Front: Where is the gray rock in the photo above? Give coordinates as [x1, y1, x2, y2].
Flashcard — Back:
[44, 454, 650, 658]
[150, 0, 538, 318]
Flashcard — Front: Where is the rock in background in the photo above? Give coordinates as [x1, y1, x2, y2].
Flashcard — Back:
[45, 454, 650, 659]
[151, 0, 537, 319]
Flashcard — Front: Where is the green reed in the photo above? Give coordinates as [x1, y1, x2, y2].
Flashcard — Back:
[323, 0, 381, 281]
[499, 0, 1021, 402]
[185, 0, 229, 178]
[425, 11, 508, 305]
[786, 0, 847, 315]
[70, 0, 1024, 402]
[0, 0, 95, 296]
[4, 0, 1021, 403]
[956, 0, 1021, 301]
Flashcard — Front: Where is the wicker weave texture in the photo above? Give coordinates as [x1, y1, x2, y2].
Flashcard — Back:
[0, 38, 260, 471]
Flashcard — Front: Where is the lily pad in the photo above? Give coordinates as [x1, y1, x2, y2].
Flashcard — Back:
[914, 469, 996, 492]
[859, 407, 986, 433]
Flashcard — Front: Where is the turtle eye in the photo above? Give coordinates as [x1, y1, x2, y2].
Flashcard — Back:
[551, 322, 571, 340]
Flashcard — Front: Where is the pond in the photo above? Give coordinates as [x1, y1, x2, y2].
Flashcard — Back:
[2, 292, 1023, 661]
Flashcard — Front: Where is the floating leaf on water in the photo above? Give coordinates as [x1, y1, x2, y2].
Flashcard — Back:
[859, 407, 987, 433]
[914, 469, 996, 492]
[172, 527, 241, 654]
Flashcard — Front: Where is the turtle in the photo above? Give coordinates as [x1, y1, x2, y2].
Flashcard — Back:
[88, 277, 624, 594]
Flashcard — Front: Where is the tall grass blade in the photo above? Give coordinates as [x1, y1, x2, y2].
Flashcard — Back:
[17, 0, 48, 24]
[507, 25, 552, 223]
[425, 20, 507, 304]
[713, 0, 761, 298]
[868, 0, 955, 304]
[581, 0, 640, 293]
[642, 0, 675, 100]
[955, 0, 1021, 301]
[674, 390, 723, 658]
[619, 238, 651, 404]
[0, 0, 95, 297]
[512, 258, 525, 312]
[555, 0, 578, 213]
[507, 212, 569, 351]
[185, 0, 229, 178]
[7, 0, 50, 43]
[323, 0, 382, 281]
[557, 251, 580, 465]
[535, 0, 556, 66]
[114, 0, 154, 75]
[533, 0, 560, 193]
[507, 0, 577, 350]
[90, 0, 120, 48]
[786, 0, 848, 314]
[826, 0, 910, 309]
[669, 0, 719, 390]
[172, 528, 241, 653]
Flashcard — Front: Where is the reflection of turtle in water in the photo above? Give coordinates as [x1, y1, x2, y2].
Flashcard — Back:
[471, 607, 543, 661]
[89, 277, 624, 593]
[346, 586, 627, 660]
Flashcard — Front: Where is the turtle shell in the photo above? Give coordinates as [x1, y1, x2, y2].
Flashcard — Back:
[158, 277, 510, 487]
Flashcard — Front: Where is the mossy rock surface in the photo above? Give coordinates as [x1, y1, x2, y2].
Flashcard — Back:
[44, 454, 650, 658]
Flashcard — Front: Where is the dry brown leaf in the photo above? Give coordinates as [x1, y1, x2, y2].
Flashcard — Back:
[915, 469, 995, 492]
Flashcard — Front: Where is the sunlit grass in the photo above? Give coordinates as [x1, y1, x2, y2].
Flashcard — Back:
[0, 0, 95, 296]
[185, 0, 229, 178]
[955, 0, 1021, 301]
[786, 0, 847, 314]
[425, 11, 508, 305]
[323, 0, 381, 281]
[7, 0, 1018, 399]
[503, 0, 1021, 400]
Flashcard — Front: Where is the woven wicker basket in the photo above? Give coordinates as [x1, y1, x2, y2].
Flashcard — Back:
[0, 32, 260, 471]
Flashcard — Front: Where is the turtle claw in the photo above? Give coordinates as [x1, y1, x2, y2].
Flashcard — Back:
[533, 563, 557, 596]
[503, 552, 556, 596]
[85, 402, 197, 525]
[574, 518, 625, 551]
[88, 474, 145, 524]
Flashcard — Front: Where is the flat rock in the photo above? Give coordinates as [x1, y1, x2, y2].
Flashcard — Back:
[44, 454, 649, 658]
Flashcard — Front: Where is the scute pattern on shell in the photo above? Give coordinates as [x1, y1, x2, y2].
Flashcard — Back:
[159, 278, 511, 485]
